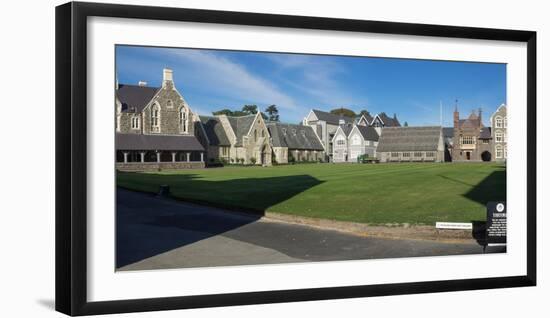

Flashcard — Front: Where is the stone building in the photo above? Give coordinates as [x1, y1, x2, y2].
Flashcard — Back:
[267, 123, 325, 164]
[197, 113, 273, 165]
[451, 106, 493, 162]
[491, 104, 507, 162]
[303, 109, 400, 162]
[376, 126, 445, 162]
[115, 68, 206, 171]
[332, 122, 379, 163]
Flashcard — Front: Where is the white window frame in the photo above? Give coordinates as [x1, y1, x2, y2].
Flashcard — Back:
[131, 116, 140, 130]
[495, 116, 503, 128]
[179, 107, 188, 133]
[496, 145, 503, 159]
[336, 136, 346, 146]
[495, 131, 503, 143]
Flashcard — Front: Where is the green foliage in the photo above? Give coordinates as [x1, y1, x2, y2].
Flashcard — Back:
[358, 110, 371, 117]
[250, 157, 257, 165]
[242, 104, 258, 115]
[404, 121, 409, 127]
[330, 107, 357, 118]
[265, 104, 280, 122]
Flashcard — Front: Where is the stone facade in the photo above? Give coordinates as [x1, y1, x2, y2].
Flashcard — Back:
[491, 104, 507, 162]
[116, 161, 205, 171]
[451, 107, 493, 162]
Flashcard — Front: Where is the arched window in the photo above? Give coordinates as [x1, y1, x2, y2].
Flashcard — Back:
[131, 116, 140, 129]
[495, 116, 503, 128]
[151, 104, 160, 133]
[495, 131, 503, 143]
[495, 145, 503, 158]
[179, 107, 187, 133]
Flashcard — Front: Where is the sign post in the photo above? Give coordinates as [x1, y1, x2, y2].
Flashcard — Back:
[486, 201, 507, 248]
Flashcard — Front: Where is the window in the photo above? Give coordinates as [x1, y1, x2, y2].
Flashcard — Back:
[151, 104, 160, 132]
[402, 152, 410, 158]
[504, 132, 507, 143]
[495, 116, 503, 128]
[482, 139, 489, 144]
[131, 116, 140, 129]
[166, 99, 173, 108]
[414, 152, 422, 157]
[391, 152, 399, 158]
[495, 131, 503, 143]
[351, 135, 361, 145]
[116, 115, 121, 132]
[179, 108, 187, 133]
[292, 129, 296, 136]
[460, 135, 474, 145]
[222, 147, 229, 156]
[336, 136, 346, 146]
[282, 128, 287, 135]
[504, 118, 507, 128]
[426, 152, 435, 157]
[496, 145, 503, 158]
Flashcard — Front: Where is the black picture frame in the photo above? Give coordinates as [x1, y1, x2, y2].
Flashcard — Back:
[55, 1, 537, 316]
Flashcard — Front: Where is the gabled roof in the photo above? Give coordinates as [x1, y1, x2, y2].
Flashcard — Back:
[377, 126, 442, 152]
[199, 116, 231, 146]
[458, 112, 483, 129]
[226, 115, 257, 147]
[311, 109, 354, 125]
[357, 113, 374, 125]
[267, 123, 324, 151]
[116, 84, 160, 113]
[354, 125, 379, 141]
[115, 133, 205, 151]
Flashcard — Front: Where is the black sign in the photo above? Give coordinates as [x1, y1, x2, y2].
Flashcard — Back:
[486, 201, 506, 245]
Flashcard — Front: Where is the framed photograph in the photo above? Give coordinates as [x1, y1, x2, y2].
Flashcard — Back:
[55, 1, 536, 316]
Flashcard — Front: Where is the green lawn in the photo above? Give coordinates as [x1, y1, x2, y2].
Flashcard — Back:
[117, 163, 506, 225]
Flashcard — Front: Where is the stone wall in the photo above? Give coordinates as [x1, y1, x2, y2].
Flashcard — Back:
[378, 150, 444, 163]
[142, 81, 194, 136]
[116, 162, 205, 171]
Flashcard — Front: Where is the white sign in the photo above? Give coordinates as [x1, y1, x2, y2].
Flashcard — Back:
[435, 222, 473, 230]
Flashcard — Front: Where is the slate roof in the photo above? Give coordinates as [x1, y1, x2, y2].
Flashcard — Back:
[377, 126, 442, 152]
[199, 116, 231, 146]
[458, 112, 483, 129]
[479, 127, 492, 139]
[116, 84, 160, 113]
[311, 109, 354, 125]
[267, 123, 324, 151]
[339, 123, 355, 136]
[116, 133, 205, 151]
[226, 115, 257, 147]
[443, 127, 454, 139]
[358, 112, 374, 125]
[355, 125, 379, 141]
[377, 112, 401, 127]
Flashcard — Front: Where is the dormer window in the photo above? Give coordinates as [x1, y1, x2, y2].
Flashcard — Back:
[292, 129, 296, 136]
[282, 128, 287, 135]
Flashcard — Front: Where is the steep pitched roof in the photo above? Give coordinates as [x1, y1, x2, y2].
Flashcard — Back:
[355, 125, 379, 141]
[115, 133, 205, 151]
[116, 84, 160, 113]
[377, 126, 442, 152]
[267, 123, 324, 151]
[199, 116, 231, 146]
[226, 115, 257, 147]
[311, 109, 354, 125]
[358, 112, 374, 125]
[458, 112, 483, 129]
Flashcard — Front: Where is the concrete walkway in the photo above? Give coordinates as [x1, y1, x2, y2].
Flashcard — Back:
[116, 188, 504, 271]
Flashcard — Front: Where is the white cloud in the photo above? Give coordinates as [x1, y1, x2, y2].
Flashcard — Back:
[164, 49, 300, 111]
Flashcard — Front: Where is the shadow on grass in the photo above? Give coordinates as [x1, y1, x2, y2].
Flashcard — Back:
[116, 173, 322, 268]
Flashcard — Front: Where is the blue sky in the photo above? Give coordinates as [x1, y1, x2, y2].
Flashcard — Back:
[116, 45, 506, 127]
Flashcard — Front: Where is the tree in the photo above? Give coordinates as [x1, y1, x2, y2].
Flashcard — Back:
[358, 109, 371, 117]
[242, 104, 258, 115]
[404, 121, 409, 127]
[330, 107, 356, 118]
[212, 109, 234, 116]
[265, 104, 280, 122]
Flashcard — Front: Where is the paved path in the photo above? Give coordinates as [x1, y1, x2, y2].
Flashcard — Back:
[117, 188, 503, 271]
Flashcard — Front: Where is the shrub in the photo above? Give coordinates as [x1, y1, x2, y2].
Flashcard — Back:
[250, 157, 257, 165]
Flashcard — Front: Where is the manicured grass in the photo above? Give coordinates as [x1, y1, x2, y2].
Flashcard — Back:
[117, 163, 506, 225]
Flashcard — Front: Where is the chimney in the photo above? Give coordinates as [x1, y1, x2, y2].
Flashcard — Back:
[162, 68, 173, 88]
[138, 81, 147, 87]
